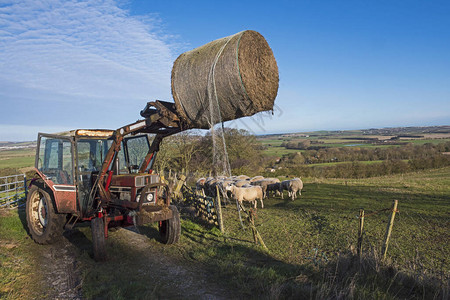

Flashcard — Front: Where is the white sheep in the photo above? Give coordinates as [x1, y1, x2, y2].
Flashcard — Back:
[249, 175, 265, 183]
[289, 177, 303, 200]
[226, 185, 264, 209]
[236, 174, 250, 180]
[234, 180, 250, 187]
[280, 178, 303, 200]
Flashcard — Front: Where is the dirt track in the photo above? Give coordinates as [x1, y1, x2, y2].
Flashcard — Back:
[38, 239, 83, 299]
[37, 228, 232, 299]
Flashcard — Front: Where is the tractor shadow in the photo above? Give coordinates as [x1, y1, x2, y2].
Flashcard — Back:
[62, 224, 93, 254]
[133, 224, 161, 241]
[16, 206, 28, 233]
[62, 223, 164, 260]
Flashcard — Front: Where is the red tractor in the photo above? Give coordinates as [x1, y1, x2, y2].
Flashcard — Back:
[26, 101, 186, 260]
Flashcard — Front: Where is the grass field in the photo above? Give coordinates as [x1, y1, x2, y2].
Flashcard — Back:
[0, 149, 35, 170]
[1, 167, 448, 299]
[0, 210, 45, 299]
[262, 146, 301, 157]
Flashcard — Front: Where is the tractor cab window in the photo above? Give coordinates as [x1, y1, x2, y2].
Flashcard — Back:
[77, 139, 109, 172]
[123, 135, 151, 173]
[76, 139, 110, 210]
[38, 136, 73, 185]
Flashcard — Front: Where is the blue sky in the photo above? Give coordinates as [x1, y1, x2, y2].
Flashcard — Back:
[1, 0, 449, 141]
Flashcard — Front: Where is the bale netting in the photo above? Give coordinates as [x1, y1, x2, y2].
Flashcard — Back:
[171, 30, 279, 129]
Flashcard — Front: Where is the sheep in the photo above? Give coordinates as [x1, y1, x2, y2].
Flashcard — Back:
[289, 177, 303, 200]
[264, 177, 281, 183]
[280, 180, 291, 199]
[196, 175, 287, 201]
[251, 178, 280, 198]
[280, 178, 303, 200]
[249, 175, 265, 183]
[218, 179, 234, 201]
[219, 179, 233, 190]
[226, 185, 264, 209]
[266, 182, 281, 197]
[264, 177, 281, 197]
[234, 180, 250, 187]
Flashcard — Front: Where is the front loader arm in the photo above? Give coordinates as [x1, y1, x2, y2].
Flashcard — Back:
[90, 100, 188, 209]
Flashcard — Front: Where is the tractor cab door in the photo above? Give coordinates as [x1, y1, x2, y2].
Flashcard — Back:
[36, 134, 76, 213]
[76, 138, 111, 214]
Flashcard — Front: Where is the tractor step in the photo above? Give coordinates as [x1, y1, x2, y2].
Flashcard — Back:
[64, 215, 79, 230]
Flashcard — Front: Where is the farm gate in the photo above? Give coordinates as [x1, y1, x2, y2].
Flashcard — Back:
[0, 174, 27, 208]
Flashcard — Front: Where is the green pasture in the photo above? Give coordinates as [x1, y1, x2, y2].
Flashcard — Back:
[405, 138, 450, 145]
[262, 146, 301, 157]
[258, 138, 285, 146]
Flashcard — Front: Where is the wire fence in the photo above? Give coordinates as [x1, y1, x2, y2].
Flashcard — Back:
[0, 174, 27, 208]
[354, 201, 449, 283]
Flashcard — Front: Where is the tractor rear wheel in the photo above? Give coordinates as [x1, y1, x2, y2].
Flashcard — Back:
[91, 217, 107, 261]
[26, 184, 65, 244]
[159, 205, 180, 244]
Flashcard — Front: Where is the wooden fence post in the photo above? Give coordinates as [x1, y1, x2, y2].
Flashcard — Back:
[215, 186, 224, 233]
[357, 208, 364, 257]
[382, 200, 398, 260]
[173, 174, 186, 200]
[248, 211, 268, 251]
[249, 212, 257, 243]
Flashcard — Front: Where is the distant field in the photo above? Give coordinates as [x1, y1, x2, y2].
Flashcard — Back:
[0, 148, 35, 169]
[258, 128, 450, 157]
[404, 138, 450, 145]
[304, 159, 392, 167]
[262, 146, 301, 157]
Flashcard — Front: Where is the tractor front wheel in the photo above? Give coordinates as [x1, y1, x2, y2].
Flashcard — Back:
[159, 205, 181, 244]
[26, 184, 65, 244]
[91, 217, 107, 261]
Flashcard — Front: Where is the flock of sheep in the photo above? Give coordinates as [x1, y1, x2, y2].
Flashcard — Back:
[196, 175, 303, 209]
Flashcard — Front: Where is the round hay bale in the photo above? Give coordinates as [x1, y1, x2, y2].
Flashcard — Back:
[171, 30, 279, 129]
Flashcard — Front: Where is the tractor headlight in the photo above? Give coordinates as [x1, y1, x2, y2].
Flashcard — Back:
[139, 192, 155, 205]
[146, 193, 154, 202]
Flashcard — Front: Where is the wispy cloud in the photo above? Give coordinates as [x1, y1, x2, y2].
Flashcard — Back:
[0, 0, 177, 140]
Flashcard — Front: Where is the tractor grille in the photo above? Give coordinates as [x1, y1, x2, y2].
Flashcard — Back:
[135, 174, 160, 187]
